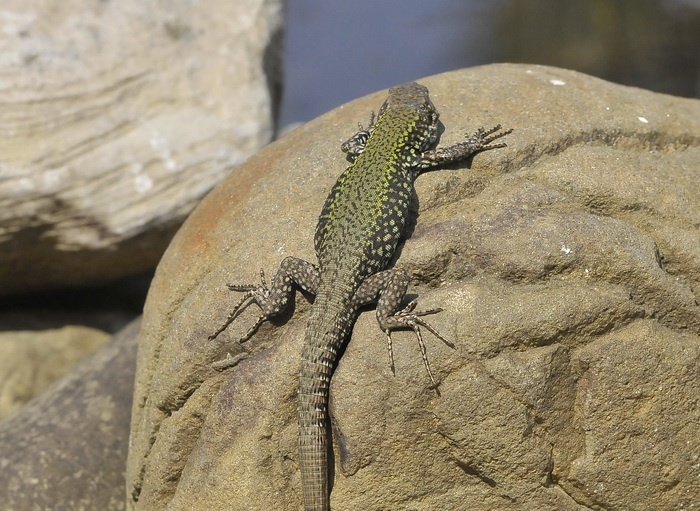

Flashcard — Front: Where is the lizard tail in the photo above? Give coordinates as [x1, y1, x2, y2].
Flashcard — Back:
[298, 321, 347, 511]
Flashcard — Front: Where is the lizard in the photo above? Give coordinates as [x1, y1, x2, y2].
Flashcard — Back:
[208, 82, 511, 511]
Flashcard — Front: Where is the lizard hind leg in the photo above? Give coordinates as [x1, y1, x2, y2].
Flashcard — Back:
[207, 257, 321, 343]
[353, 268, 455, 391]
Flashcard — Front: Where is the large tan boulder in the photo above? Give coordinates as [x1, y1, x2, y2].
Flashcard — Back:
[127, 64, 700, 510]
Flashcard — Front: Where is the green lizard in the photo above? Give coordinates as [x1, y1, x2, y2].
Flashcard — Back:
[209, 82, 511, 511]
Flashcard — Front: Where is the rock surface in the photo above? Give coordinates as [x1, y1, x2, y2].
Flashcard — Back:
[127, 64, 700, 510]
[0, 324, 110, 419]
[0, 318, 140, 511]
[0, 0, 283, 296]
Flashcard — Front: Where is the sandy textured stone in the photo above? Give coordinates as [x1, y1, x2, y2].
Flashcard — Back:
[0, 325, 110, 419]
[567, 322, 698, 510]
[0, 318, 140, 511]
[0, 0, 283, 295]
[127, 64, 700, 510]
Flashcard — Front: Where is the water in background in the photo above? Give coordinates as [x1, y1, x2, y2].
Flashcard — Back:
[281, 0, 700, 127]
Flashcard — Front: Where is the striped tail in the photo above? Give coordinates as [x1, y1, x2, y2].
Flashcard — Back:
[298, 315, 349, 511]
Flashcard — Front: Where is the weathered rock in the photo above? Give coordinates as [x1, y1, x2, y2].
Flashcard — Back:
[0, 318, 140, 511]
[0, 0, 283, 296]
[127, 65, 700, 510]
[0, 324, 110, 419]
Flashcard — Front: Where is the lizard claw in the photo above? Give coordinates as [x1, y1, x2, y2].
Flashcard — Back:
[383, 300, 455, 391]
[208, 269, 270, 342]
[468, 124, 513, 151]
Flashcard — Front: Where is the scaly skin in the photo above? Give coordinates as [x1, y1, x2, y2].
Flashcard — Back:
[209, 82, 511, 511]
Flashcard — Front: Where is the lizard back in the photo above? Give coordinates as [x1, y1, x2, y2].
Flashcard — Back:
[314, 82, 439, 282]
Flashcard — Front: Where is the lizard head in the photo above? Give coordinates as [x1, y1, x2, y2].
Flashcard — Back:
[382, 82, 440, 152]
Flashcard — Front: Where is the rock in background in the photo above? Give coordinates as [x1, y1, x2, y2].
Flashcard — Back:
[0, 318, 140, 511]
[0, 0, 282, 295]
[127, 65, 700, 511]
[0, 323, 110, 419]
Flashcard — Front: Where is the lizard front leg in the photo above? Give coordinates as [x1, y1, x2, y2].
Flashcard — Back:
[418, 124, 512, 169]
[208, 256, 320, 342]
[352, 268, 455, 390]
[340, 111, 376, 158]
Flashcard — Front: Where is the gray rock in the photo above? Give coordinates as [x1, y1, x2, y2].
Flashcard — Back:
[127, 64, 700, 510]
[0, 0, 283, 295]
[0, 318, 140, 511]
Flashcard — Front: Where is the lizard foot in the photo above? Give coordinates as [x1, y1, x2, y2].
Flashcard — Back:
[382, 299, 455, 392]
[207, 269, 270, 342]
[467, 124, 513, 151]
[211, 352, 247, 372]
